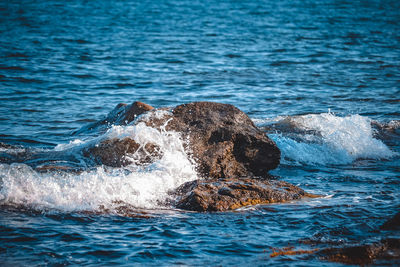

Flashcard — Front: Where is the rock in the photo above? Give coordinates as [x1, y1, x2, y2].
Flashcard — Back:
[78, 102, 303, 212]
[313, 213, 400, 265]
[83, 137, 162, 167]
[35, 165, 81, 173]
[320, 238, 400, 265]
[270, 247, 319, 258]
[174, 177, 315, 212]
[82, 101, 281, 179]
[172, 102, 280, 178]
[144, 102, 280, 178]
[381, 211, 400, 230]
[371, 120, 400, 146]
[120, 101, 155, 124]
[73, 101, 154, 135]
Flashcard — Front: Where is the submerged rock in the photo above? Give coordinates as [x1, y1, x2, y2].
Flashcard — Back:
[174, 178, 314, 212]
[381, 211, 400, 230]
[319, 238, 400, 265]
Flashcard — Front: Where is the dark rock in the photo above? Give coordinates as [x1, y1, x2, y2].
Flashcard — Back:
[35, 165, 80, 173]
[144, 102, 281, 178]
[171, 102, 280, 178]
[320, 238, 400, 265]
[174, 177, 316, 212]
[83, 101, 281, 179]
[83, 138, 162, 167]
[120, 101, 155, 124]
[74, 101, 154, 135]
[78, 102, 304, 212]
[381, 211, 400, 230]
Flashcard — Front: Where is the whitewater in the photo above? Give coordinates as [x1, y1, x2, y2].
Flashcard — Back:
[1, 112, 397, 215]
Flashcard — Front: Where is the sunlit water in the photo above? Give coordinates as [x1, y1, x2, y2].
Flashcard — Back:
[1, 0, 399, 265]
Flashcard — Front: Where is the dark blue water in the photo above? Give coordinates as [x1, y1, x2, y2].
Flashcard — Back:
[1, 0, 399, 265]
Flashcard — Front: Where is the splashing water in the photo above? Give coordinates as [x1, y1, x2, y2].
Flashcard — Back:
[262, 113, 396, 165]
[0, 115, 198, 212]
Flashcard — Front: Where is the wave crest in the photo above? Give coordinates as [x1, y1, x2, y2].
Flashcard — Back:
[0, 119, 197, 212]
[257, 113, 397, 165]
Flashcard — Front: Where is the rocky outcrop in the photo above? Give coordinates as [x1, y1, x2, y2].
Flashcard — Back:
[94, 101, 281, 178]
[1, 101, 313, 212]
[173, 178, 315, 212]
[77, 101, 303, 211]
[168, 102, 280, 178]
[59, 100, 314, 211]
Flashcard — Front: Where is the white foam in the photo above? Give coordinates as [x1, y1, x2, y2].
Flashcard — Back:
[0, 112, 198, 212]
[265, 113, 396, 165]
[270, 134, 353, 165]
[54, 139, 85, 151]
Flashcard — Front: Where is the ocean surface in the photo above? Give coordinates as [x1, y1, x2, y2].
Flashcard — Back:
[1, 0, 399, 265]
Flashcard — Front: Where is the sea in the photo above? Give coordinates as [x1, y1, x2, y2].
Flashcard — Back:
[0, 0, 399, 266]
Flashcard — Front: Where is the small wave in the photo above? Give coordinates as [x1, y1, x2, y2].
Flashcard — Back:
[257, 113, 397, 165]
[0, 111, 198, 212]
[270, 134, 353, 165]
[0, 162, 194, 212]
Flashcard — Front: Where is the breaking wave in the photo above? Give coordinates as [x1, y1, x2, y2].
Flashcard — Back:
[0, 111, 197, 212]
[256, 113, 397, 165]
[1, 111, 397, 213]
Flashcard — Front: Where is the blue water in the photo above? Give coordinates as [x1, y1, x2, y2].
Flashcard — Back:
[1, 0, 399, 265]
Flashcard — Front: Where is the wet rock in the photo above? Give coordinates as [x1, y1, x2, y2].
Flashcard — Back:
[174, 177, 315, 212]
[120, 101, 155, 124]
[35, 165, 82, 173]
[83, 101, 280, 178]
[74, 101, 154, 135]
[172, 102, 280, 178]
[381, 211, 400, 230]
[79, 102, 302, 212]
[95, 201, 153, 218]
[320, 238, 400, 265]
[270, 247, 319, 258]
[144, 102, 280, 178]
[83, 138, 162, 167]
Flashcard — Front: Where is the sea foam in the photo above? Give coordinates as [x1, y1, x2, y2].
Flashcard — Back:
[0, 111, 197, 212]
[259, 113, 396, 165]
